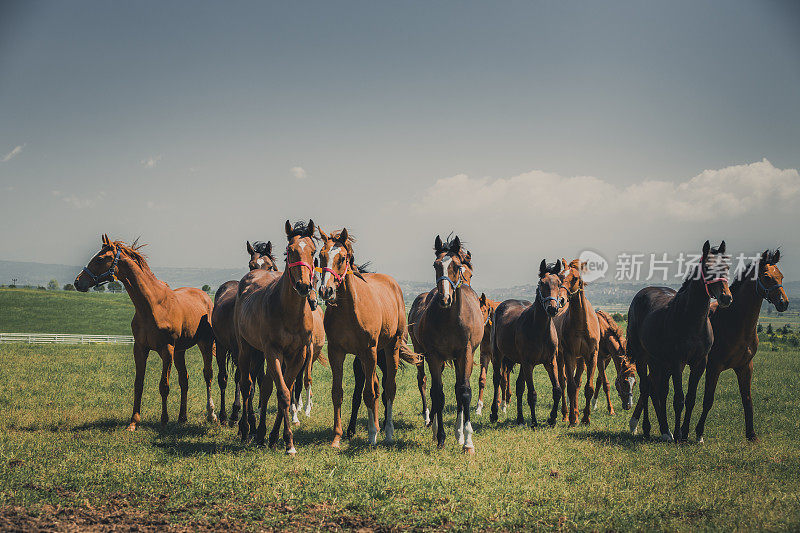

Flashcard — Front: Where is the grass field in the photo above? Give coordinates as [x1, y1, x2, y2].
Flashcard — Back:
[2, 290, 800, 530]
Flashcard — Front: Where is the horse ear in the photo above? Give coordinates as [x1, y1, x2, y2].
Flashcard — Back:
[464, 250, 472, 265]
[434, 235, 443, 253]
[246, 241, 255, 255]
[307, 219, 315, 237]
[318, 226, 329, 241]
[451, 236, 461, 253]
[580, 261, 589, 273]
[718, 240, 726, 254]
[702, 240, 710, 257]
[561, 258, 568, 272]
[285, 220, 293, 238]
[761, 249, 770, 267]
[773, 249, 780, 264]
[339, 227, 349, 243]
[539, 259, 547, 277]
[265, 241, 272, 256]
[102, 234, 110, 247]
[480, 293, 487, 306]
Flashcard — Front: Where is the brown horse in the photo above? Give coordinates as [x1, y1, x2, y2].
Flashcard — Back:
[553, 259, 601, 426]
[74, 235, 217, 429]
[410, 235, 483, 452]
[695, 249, 788, 441]
[317, 227, 420, 447]
[212, 241, 279, 425]
[591, 310, 636, 414]
[490, 260, 564, 427]
[628, 240, 732, 442]
[235, 220, 318, 453]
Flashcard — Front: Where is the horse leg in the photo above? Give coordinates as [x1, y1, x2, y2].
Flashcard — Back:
[360, 348, 380, 446]
[630, 359, 647, 435]
[329, 346, 346, 448]
[501, 362, 511, 413]
[417, 360, 430, 425]
[489, 352, 502, 423]
[346, 355, 365, 440]
[515, 370, 526, 426]
[558, 356, 568, 422]
[456, 350, 475, 452]
[266, 353, 296, 454]
[255, 370, 271, 446]
[694, 364, 721, 442]
[216, 346, 229, 423]
[173, 349, 189, 423]
[428, 356, 446, 448]
[680, 362, 704, 442]
[291, 368, 303, 426]
[670, 362, 684, 442]
[523, 363, 537, 428]
[581, 351, 597, 426]
[304, 354, 314, 417]
[476, 351, 488, 416]
[652, 368, 672, 442]
[735, 362, 758, 441]
[544, 359, 561, 426]
[383, 340, 400, 443]
[237, 342, 257, 442]
[377, 351, 388, 430]
[197, 338, 217, 423]
[565, 357, 579, 427]
[229, 355, 241, 427]
[158, 345, 175, 427]
[127, 343, 149, 431]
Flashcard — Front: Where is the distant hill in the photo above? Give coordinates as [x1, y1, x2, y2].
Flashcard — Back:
[0, 259, 247, 290]
[2, 259, 798, 310]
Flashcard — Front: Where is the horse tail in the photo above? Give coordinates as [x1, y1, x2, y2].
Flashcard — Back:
[314, 346, 329, 367]
[399, 341, 423, 366]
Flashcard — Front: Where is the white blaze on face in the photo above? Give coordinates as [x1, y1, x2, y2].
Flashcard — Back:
[439, 256, 453, 299]
[321, 246, 343, 288]
[627, 376, 635, 390]
[299, 240, 307, 250]
[256, 258, 265, 266]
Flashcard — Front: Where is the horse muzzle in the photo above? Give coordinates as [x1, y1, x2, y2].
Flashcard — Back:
[294, 282, 311, 297]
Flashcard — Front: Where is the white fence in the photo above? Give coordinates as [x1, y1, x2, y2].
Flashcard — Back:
[0, 333, 135, 345]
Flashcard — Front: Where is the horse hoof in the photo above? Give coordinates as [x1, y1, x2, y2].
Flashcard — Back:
[629, 417, 639, 434]
[126, 423, 137, 432]
[568, 421, 577, 428]
[661, 432, 674, 442]
[698, 437, 704, 444]
[608, 408, 615, 416]
[463, 446, 475, 455]
[207, 412, 218, 424]
[437, 441, 445, 449]
[747, 434, 759, 443]
[219, 412, 227, 423]
[286, 446, 297, 456]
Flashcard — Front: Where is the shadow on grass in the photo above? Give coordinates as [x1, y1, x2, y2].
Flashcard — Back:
[65, 418, 213, 437]
[564, 429, 642, 448]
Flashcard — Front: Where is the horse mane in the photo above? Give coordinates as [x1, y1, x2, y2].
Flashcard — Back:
[251, 241, 276, 263]
[597, 309, 624, 340]
[436, 233, 470, 262]
[113, 240, 169, 288]
[287, 220, 317, 240]
[674, 243, 726, 298]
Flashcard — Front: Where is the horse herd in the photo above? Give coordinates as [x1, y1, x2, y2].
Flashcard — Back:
[73, 221, 789, 455]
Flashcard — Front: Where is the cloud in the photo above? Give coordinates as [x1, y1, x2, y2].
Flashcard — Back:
[414, 159, 799, 222]
[1, 144, 25, 162]
[146, 200, 169, 211]
[290, 166, 307, 179]
[140, 155, 162, 169]
[52, 190, 106, 209]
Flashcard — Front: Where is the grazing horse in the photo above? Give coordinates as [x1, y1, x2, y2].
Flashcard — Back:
[490, 260, 564, 428]
[475, 294, 503, 417]
[317, 227, 420, 447]
[212, 241, 279, 425]
[554, 259, 601, 426]
[74, 235, 217, 429]
[695, 249, 788, 441]
[235, 220, 318, 453]
[410, 235, 484, 452]
[591, 310, 636, 414]
[628, 240, 732, 442]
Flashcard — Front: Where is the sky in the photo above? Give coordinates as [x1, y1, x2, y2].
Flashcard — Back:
[1, 1, 799, 289]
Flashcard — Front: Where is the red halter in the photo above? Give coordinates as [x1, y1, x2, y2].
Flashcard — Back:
[701, 264, 727, 297]
[321, 260, 349, 285]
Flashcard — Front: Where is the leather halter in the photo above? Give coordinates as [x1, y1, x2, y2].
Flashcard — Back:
[319, 260, 349, 286]
[756, 275, 783, 303]
[82, 246, 121, 286]
[437, 264, 467, 290]
[537, 283, 565, 311]
[285, 239, 316, 292]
